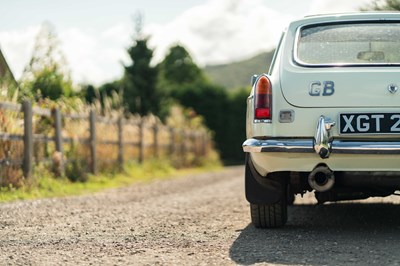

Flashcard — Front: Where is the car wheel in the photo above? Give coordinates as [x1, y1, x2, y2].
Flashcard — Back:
[250, 200, 287, 228]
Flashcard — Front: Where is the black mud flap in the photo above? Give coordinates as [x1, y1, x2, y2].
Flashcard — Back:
[245, 154, 285, 204]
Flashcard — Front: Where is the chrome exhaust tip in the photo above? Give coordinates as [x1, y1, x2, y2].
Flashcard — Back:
[308, 166, 335, 192]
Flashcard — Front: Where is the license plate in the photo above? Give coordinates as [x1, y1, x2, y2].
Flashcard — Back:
[339, 113, 400, 134]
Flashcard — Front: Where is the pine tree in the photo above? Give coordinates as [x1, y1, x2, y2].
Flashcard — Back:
[123, 14, 159, 115]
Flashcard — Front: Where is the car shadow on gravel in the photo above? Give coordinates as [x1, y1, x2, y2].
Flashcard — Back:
[230, 203, 400, 265]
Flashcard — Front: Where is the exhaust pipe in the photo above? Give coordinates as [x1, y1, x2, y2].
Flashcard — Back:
[308, 166, 335, 192]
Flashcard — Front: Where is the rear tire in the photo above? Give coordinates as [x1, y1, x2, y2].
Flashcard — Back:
[250, 201, 287, 228]
[245, 153, 289, 228]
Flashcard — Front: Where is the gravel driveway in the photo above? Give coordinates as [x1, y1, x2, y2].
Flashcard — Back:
[1, 166, 400, 265]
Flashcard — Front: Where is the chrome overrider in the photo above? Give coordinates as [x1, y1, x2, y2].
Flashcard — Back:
[243, 116, 400, 157]
[314, 116, 335, 159]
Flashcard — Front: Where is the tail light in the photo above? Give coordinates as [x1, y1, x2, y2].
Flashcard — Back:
[254, 75, 272, 120]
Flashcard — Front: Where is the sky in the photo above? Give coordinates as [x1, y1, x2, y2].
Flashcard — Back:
[0, 0, 372, 85]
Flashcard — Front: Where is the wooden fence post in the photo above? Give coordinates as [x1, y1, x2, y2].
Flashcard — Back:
[201, 131, 207, 157]
[23, 101, 33, 179]
[194, 132, 200, 156]
[180, 129, 186, 158]
[190, 131, 196, 155]
[153, 123, 158, 158]
[138, 118, 144, 163]
[169, 127, 175, 156]
[89, 110, 97, 174]
[53, 108, 64, 176]
[117, 116, 124, 167]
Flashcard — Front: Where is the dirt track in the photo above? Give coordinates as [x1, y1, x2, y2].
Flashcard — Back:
[1, 166, 400, 265]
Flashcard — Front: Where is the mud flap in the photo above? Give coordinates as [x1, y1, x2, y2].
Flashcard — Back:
[245, 154, 285, 204]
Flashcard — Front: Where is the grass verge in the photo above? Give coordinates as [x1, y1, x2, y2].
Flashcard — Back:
[0, 159, 222, 203]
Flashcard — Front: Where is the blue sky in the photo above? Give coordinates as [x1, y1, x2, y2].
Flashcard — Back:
[0, 0, 371, 85]
[0, 0, 207, 30]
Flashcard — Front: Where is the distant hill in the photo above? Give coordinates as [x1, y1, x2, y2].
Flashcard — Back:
[203, 50, 275, 89]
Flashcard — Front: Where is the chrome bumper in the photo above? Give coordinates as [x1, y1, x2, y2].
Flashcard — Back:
[245, 115, 400, 158]
[243, 138, 400, 155]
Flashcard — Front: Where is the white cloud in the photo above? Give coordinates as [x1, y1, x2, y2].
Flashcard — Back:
[0, 24, 132, 86]
[0, 0, 379, 85]
[146, 0, 294, 66]
[59, 24, 131, 85]
[0, 26, 40, 79]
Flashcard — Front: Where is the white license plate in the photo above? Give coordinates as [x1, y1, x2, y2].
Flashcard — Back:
[339, 113, 400, 134]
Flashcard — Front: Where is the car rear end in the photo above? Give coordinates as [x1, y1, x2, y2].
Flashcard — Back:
[243, 13, 400, 228]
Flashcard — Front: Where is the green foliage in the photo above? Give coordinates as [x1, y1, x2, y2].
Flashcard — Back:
[123, 38, 160, 115]
[156, 45, 209, 120]
[0, 160, 221, 202]
[158, 45, 205, 87]
[64, 145, 88, 183]
[163, 104, 219, 167]
[159, 45, 227, 133]
[0, 72, 18, 99]
[169, 81, 247, 163]
[223, 88, 250, 163]
[174, 84, 249, 163]
[80, 82, 124, 118]
[99, 81, 121, 98]
[362, 0, 400, 10]
[81, 84, 98, 104]
[20, 22, 74, 101]
[29, 66, 73, 100]
[157, 44, 251, 163]
[170, 81, 228, 144]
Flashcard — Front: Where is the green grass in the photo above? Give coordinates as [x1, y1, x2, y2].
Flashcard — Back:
[0, 159, 222, 203]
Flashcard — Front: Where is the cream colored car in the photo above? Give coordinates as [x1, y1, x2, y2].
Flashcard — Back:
[243, 12, 400, 228]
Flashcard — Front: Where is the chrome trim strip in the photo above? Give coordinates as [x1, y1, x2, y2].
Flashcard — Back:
[243, 138, 400, 154]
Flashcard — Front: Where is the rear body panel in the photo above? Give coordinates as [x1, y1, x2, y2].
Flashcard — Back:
[245, 13, 400, 175]
[280, 67, 400, 109]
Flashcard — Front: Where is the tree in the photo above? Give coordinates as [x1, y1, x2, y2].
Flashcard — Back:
[20, 22, 73, 100]
[170, 80, 230, 158]
[123, 14, 159, 115]
[156, 44, 206, 119]
[123, 38, 159, 115]
[158, 45, 204, 87]
[81, 84, 98, 104]
[362, 0, 400, 10]
[158, 43, 250, 163]
[223, 88, 249, 163]
[29, 66, 71, 100]
[158, 44, 248, 162]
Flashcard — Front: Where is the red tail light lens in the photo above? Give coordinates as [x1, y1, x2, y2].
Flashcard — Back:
[254, 75, 272, 120]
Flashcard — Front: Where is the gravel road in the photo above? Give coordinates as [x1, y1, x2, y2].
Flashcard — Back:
[1, 166, 400, 265]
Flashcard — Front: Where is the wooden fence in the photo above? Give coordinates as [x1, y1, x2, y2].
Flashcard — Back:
[0, 101, 210, 179]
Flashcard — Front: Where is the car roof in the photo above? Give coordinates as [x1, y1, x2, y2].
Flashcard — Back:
[289, 12, 400, 28]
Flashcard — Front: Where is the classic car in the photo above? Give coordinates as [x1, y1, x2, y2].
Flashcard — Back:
[243, 12, 400, 228]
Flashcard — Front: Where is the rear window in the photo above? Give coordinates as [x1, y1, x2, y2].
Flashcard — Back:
[296, 22, 400, 66]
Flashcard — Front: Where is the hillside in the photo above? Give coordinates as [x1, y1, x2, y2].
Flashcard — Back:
[203, 50, 275, 89]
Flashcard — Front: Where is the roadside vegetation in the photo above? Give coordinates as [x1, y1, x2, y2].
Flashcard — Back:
[3, 1, 396, 201]
[0, 157, 221, 202]
[0, 14, 235, 200]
